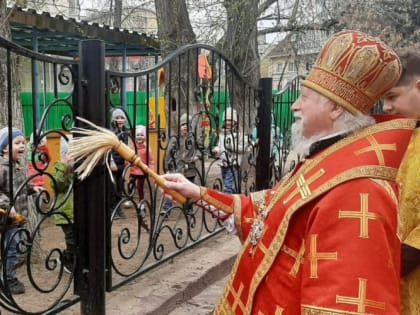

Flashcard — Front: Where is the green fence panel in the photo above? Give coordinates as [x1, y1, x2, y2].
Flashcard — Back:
[21, 90, 233, 135]
[21, 92, 73, 136]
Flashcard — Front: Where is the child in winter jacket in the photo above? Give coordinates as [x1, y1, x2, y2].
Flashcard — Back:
[52, 136, 74, 273]
[129, 125, 155, 202]
[0, 127, 43, 294]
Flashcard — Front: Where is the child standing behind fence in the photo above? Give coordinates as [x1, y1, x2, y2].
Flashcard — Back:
[129, 125, 155, 204]
[52, 136, 74, 273]
[26, 133, 51, 187]
[0, 127, 43, 294]
[109, 108, 130, 220]
[163, 113, 201, 213]
[212, 108, 245, 193]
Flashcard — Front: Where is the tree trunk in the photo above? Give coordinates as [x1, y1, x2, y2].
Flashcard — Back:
[0, 3, 24, 130]
[1, 3, 41, 259]
[222, 0, 260, 85]
[220, 0, 260, 127]
[155, 0, 197, 134]
[155, 0, 196, 56]
[107, 0, 123, 72]
[114, 0, 122, 28]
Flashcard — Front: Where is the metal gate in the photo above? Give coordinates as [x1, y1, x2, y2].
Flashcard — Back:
[0, 36, 285, 314]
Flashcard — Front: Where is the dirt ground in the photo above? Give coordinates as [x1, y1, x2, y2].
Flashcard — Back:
[1, 160, 250, 314]
[1, 199, 220, 315]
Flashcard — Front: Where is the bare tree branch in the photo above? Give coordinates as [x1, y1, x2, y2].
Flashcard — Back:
[258, 19, 338, 36]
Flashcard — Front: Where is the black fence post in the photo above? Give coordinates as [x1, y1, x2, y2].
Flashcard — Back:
[75, 40, 106, 315]
[256, 77, 273, 190]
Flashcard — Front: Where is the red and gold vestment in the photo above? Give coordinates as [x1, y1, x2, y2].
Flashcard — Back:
[200, 119, 415, 314]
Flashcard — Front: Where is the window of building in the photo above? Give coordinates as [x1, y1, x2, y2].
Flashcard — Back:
[287, 62, 296, 72]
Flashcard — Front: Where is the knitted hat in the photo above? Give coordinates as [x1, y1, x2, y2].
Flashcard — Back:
[302, 30, 402, 114]
[29, 132, 47, 146]
[111, 108, 126, 120]
[180, 114, 191, 125]
[222, 108, 238, 122]
[60, 135, 72, 158]
[135, 125, 146, 136]
[0, 127, 24, 152]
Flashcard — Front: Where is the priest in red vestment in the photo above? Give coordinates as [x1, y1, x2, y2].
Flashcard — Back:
[163, 30, 415, 314]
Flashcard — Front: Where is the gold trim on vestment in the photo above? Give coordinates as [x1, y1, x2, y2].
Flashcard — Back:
[369, 178, 398, 205]
[369, 178, 399, 239]
[214, 235, 253, 314]
[200, 187, 234, 214]
[233, 194, 244, 242]
[250, 190, 267, 213]
[244, 166, 398, 313]
[221, 120, 414, 314]
[301, 304, 372, 314]
[216, 119, 415, 314]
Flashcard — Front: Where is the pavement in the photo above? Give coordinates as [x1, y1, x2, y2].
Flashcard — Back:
[104, 231, 241, 315]
[0, 226, 240, 315]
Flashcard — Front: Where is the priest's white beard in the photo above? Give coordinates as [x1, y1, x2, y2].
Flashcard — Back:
[291, 121, 329, 158]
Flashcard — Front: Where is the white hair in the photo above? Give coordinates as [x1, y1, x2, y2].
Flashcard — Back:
[335, 110, 376, 133]
[291, 101, 375, 157]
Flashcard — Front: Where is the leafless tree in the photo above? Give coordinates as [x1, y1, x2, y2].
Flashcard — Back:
[0, 1, 24, 129]
[337, 0, 420, 48]
[1, 1, 42, 259]
[155, 0, 197, 132]
[155, 0, 196, 56]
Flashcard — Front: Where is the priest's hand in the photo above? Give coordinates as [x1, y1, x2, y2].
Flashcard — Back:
[162, 173, 201, 203]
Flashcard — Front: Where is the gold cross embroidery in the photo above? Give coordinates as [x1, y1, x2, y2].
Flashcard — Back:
[281, 241, 305, 277]
[354, 135, 396, 166]
[257, 305, 283, 315]
[244, 216, 253, 224]
[339, 193, 381, 239]
[230, 282, 245, 313]
[309, 234, 337, 278]
[336, 278, 385, 312]
[283, 169, 325, 204]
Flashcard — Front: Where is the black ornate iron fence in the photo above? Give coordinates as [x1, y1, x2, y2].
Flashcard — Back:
[0, 36, 79, 314]
[0, 35, 278, 314]
[269, 76, 302, 184]
[102, 43, 260, 291]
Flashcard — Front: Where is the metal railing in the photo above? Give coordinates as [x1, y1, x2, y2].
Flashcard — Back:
[0, 36, 272, 314]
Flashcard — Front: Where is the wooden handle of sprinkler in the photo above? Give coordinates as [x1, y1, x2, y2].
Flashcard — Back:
[133, 157, 187, 204]
[113, 142, 187, 204]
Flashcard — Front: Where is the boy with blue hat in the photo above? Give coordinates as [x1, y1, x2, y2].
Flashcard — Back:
[0, 126, 43, 294]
